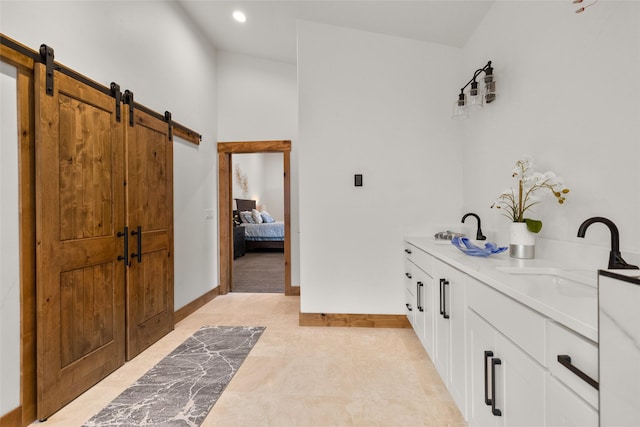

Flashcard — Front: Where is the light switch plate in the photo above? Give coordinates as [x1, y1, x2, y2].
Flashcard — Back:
[204, 209, 215, 220]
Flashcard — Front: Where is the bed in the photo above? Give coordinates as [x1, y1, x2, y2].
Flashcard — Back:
[234, 198, 284, 251]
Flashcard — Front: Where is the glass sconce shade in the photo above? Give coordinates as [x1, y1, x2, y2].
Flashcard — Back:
[484, 65, 496, 103]
[452, 91, 468, 119]
[467, 80, 484, 110]
[451, 61, 494, 120]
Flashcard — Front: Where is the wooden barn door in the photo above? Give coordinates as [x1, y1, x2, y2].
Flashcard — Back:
[124, 106, 174, 360]
[34, 64, 126, 419]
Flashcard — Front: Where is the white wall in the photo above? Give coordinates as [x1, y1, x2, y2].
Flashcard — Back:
[460, 1, 640, 269]
[217, 51, 297, 141]
[0, 62, 20, 417]
[297, 21, 464, 314]
[232, 153, 284, 220]
[0, 1, 219, 308]
[217, 50, 299, 283]
[263, 153, 285, 220]
[233, 153, 265, 201]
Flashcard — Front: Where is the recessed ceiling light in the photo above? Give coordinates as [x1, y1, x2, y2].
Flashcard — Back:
[233, 10, 247, 23]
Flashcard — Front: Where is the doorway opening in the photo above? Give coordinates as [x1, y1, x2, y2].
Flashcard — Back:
[217, 140, 296, 296]
[231, 152, 284, 293]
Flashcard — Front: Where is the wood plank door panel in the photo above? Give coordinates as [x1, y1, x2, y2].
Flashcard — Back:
[35, 64, 126, 420]
[124, 108, 174, 360]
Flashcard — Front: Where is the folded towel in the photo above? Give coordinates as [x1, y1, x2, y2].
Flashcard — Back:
[451, 236, 507, 257]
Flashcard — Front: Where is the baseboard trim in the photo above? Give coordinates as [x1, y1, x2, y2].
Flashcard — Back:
[0, 406, 22, 427]
[174, 287, 219, 324]
[299, 312, 411, 328]
[288, 285, 300, 296]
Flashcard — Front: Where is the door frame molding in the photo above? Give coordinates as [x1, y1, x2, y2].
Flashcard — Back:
[217, 140, 295, 296]
[1, 39, 37, 426]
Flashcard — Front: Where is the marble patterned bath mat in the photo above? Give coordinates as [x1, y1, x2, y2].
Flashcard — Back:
[83, 325, 265, 427]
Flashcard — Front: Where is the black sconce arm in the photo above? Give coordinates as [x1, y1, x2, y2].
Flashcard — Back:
[459, 61, 493, 93]
[453, 59, 496, 117]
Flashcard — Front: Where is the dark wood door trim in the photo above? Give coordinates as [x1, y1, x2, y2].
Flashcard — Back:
[1, 40, 37, 426]
[217, 140, 295, 296]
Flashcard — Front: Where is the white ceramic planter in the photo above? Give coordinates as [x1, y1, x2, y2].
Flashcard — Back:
[510, 222, 536, 258]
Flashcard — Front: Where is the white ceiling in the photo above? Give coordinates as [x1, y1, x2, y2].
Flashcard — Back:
[177, 1, 495, 64]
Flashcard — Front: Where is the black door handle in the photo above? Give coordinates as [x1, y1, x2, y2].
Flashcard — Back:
[557, 355, 599, 390]
[406, 303, 413, 312]
[130, 225, 142, 263]
[442, 279, 450, 319]
[404, 248, 412, 254]
[405, 272, 412, 279]
[491, 357, 502, 416]
[439, 279, 444, 315]
[117, 226, 128, 265]
[484, 350, 494, 406]
[439, 279, 450, 318]
[417, 281, 424, 312]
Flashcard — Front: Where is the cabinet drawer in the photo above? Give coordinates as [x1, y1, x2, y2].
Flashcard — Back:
[405, 287, 415, 326]
[408, 247, 433, 277]
[403, 242, 415, 261]
[546, 376, 598, 427]
[467, 277, 546, 364]
[546, 320, 598, 408]
[404, 258, 415, 296]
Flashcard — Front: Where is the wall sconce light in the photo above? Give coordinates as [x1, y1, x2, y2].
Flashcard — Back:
[452, 60, 496, 119]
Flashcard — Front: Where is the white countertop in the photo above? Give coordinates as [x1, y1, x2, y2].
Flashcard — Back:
[405, 236, 599, 342]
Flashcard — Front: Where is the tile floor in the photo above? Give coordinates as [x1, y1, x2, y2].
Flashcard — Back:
[31, 293, 466, 427]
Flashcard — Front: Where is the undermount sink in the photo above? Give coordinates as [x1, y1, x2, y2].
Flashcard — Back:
[495, 266, 597, 289]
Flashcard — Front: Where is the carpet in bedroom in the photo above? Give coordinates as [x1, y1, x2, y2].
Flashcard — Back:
[232, 251, 284, 293]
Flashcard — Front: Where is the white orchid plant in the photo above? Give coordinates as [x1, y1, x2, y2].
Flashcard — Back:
[491, 157, 570, 233]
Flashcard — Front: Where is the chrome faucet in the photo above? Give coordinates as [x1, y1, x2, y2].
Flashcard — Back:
[577, 217, 638, 270]
[462, 213, 486, 241]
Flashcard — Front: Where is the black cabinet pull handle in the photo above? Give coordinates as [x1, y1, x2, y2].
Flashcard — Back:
[491, 358, 502, 416]
[117, 226, 129, 265]
[406, 303, 413, 312]
[557, 355, 599, 390]
[439, 279, 444, 315]
[442, 279, 450, 319]
[130, 225, 142, 263]
[405, 272, 412, 279]
[417, 281, 424, 312]
[404, 248, 412, 254]
[439, 279, 450, 318]
[484, 350, 494, 406]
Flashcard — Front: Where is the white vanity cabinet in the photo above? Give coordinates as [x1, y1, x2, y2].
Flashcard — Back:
[402, 244, 467, 416]
[432, 259, 467, 416]
[403, 243, 435, 355]
[403, 237, 600, 426]
[414, 264, 435, 355]
[403, 250, 415, 327]
[467, 293, 546, 427]
[546, 376, 598, 427]
[545, 320, 598, 427]
[466, 275, 598, 427]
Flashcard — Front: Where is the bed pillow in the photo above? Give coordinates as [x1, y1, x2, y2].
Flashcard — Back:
[251, 209, 263, 224]
[240, 211, 255, 224]
[261, 211, 275, 223]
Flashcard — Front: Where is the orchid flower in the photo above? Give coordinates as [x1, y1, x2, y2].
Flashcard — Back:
[491, 157, 570, 232]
